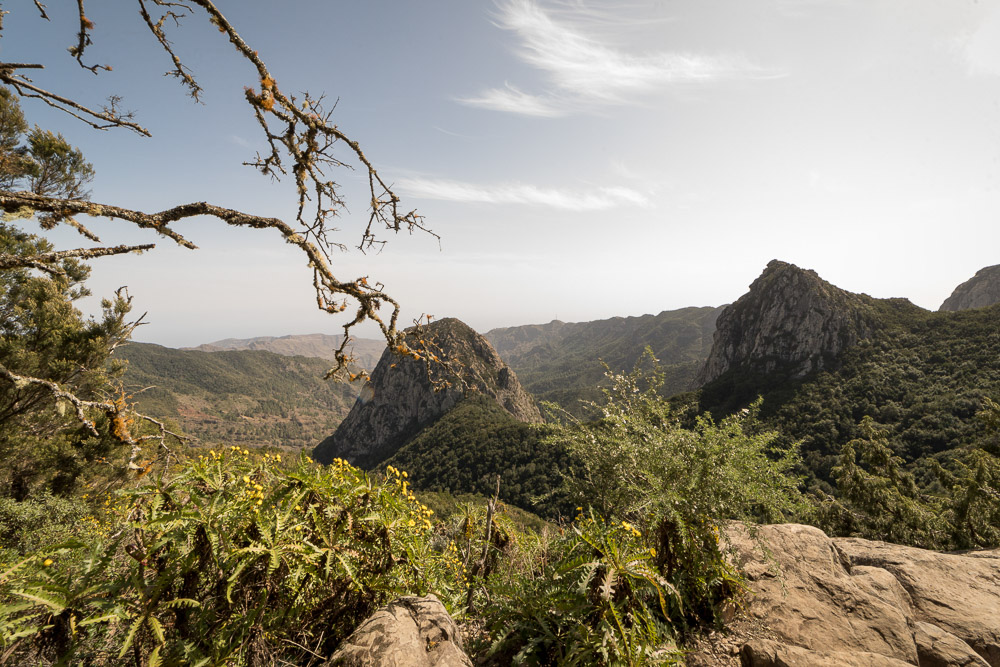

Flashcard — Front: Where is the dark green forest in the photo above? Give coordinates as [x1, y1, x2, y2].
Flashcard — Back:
[383, 394, 576, 519]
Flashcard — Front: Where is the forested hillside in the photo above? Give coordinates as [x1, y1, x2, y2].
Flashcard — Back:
[383, 394, 574, 519]
[696, 263, 1000, 494]
[486, 306, 723, 415]
[770, 304, 1000, 482]
[116, 343, 357, 449]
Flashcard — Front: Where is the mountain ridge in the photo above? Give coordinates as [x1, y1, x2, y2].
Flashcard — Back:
[183, 333, 385, 370]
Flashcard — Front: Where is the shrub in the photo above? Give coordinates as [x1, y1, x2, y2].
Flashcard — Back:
[544, 352, 803, 629]
[483, 512, 681, 666]
[0, 451, 461, 665]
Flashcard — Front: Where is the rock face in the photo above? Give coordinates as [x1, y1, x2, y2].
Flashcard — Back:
[939, 265, 1000, 312]
[313, 318, 542, 469]
[326, 595, 473, 667]
[705, 523, 1000, 667]
[698, 260, 887, 385]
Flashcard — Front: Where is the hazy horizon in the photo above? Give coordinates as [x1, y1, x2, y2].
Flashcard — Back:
[6, 1, 1000, 347]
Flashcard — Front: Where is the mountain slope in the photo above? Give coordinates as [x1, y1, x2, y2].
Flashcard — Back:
[184, 333, 385, 370]
[116, 343, 357, 449]
[486, 306, 723, 414]
[696, 261, 1000, 486]
[383, 394, 574, 518]
[313, 318, 541, 469]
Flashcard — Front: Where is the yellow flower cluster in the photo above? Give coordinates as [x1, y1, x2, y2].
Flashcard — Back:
[241, 474, 267, 511]
[385, 465, 434, 531]
[620, 521, 641, 539]
[443, 542, 468, 584]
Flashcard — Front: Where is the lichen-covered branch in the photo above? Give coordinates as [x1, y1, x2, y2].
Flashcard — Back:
[0, 243, 154, 274]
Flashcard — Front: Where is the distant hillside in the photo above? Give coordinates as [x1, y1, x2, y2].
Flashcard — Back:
[485, 306, 724, 415]
[184, 333, 385, 370]
[697, 261, 1000, 487]
[116, 343, 358, 449]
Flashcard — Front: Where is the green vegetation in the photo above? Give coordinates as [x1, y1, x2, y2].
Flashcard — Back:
[766, 304, 1000, 477]
[0, 451, 462, 665]
[814, 409, 1000, 550]
[0, 222, 136, 499]
[697, 300, 1000, 550]
[383, 394, 575, 519]
[116, 343, 357, 449]
[0, 351, 811, 665]
[488, 307, 721, 417]
[483, 513, 681, 666]
[541, 355, 803, 630]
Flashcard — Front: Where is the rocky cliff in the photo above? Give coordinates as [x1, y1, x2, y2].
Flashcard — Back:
[940, 264, 1000, 312]
[313, 318, 542, 469]
[698, 260, 889, 386]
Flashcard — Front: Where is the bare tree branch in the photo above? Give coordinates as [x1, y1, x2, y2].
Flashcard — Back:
[0, 69, 150, 136]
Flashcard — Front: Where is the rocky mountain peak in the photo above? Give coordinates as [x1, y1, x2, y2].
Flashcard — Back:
[312, 317, 542, 469]
[698, 260, 882, 385]
[939, 264, 1000, 312]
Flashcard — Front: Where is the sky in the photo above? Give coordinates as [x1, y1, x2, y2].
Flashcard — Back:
[4, 0, 1000, 347]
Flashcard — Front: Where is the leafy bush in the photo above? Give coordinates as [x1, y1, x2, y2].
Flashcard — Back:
[483, 513, 681, 666]
[545, 352, 803, 628]
[0, 493, 93, 558]
[0, 451, 461, 665]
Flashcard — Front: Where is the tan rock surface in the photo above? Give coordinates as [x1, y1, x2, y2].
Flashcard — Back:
[834, 537, 1000, 666]
[327, 595, 472, 667]
[686, 524, 1000, 666]
[740, 638, 916, 666]
[726, 523, 918, 664]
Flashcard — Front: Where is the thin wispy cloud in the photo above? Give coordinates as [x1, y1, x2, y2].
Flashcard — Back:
[458, 0, 779, 116]
[458, 83, 565, 117]
[397, 177, 649, 212]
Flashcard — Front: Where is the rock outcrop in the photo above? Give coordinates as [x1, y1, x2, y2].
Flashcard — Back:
[698, 260, 896, 385]
[939, 265, 1000, 312]
[326, 595, 473, 667]
[692, 523, 1000, 667]
[313, 318, 542, 468]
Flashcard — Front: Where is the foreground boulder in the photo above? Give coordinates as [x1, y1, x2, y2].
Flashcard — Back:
[326, 595, 472, 667]
[693, 524, 1000, 666]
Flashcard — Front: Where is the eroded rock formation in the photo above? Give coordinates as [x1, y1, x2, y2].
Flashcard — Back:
[313, 318, 541, 468]
[940, 264, 1000, 312]
[326, 595, 472, 667]
[698, 260, 896, 385]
